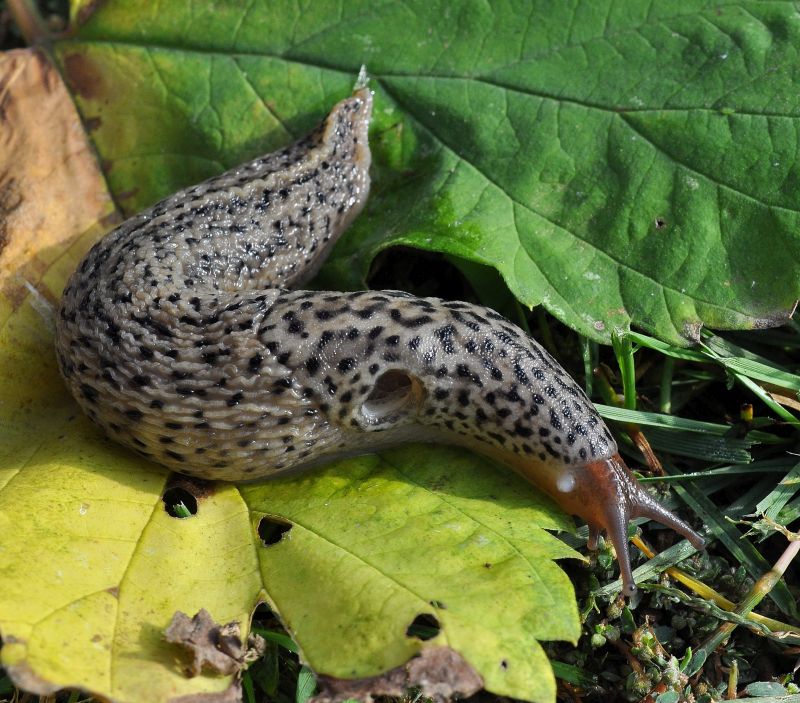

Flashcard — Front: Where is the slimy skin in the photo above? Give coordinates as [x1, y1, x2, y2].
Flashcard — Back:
[55, 87, 704, 595]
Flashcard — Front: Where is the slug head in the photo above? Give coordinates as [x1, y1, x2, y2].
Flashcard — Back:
[498, 451, 705, 597]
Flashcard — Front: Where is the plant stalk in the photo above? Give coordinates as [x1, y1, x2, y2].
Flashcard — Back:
[612, 331, 637, 410]
[7, 0, 49, 45]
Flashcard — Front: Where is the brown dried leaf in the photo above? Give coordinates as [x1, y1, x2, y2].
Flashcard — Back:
[164, 609, 265, 678]
[312, 648, 483, 703]
[0, 47, 117, 298]
[767, 390, 800, 413]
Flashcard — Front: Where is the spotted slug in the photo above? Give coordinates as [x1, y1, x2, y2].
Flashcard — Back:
[55, 86, 704, 595]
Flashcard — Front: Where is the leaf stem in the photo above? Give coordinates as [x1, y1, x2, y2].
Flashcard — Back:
[727, 659, 738, 700]
[7, 0, 49, 46]
[611, 331, 637, 409]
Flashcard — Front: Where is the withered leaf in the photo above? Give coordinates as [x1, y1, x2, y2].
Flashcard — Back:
[164, 609, 266, 678]
[312, 648, 483, 703]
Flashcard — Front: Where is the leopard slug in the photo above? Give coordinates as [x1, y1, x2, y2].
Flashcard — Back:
[55, 85, 704, 595]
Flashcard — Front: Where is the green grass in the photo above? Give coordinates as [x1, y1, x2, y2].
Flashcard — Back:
[540, 311, 800, 702]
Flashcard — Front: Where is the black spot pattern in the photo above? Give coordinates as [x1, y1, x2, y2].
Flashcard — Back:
[256, 288, 613, 464]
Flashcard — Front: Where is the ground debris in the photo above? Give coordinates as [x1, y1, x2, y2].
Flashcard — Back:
[164, 609, 266, 677]
[312, 647, 483, 703]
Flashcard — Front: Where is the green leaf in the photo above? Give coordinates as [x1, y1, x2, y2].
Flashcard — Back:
[56, 0, 800, 344]
[241, 448, 580, 692]
[743, 681, 789, 697]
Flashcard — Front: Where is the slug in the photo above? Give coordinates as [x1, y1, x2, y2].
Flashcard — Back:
[55, 85, 704, 596]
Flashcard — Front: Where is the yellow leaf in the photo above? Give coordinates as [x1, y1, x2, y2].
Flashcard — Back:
[0, 45, 581, 703]
[0, 48, 259, 703]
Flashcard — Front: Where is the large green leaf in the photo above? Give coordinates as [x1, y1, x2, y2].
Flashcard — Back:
[57, 0, 800, 344]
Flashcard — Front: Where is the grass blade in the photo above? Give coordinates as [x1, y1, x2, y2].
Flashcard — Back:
[665, 463, 798, 620]
[639, 457, 797, 483]
[755, 460, 800, 522]
[702, 334, 800, 393]
[296, 665, 316, 703]
[596, 404, 772, 442]
[626, 331, 708, 362]
[252, 627, 299, 654]
[641, 427, 752, 464]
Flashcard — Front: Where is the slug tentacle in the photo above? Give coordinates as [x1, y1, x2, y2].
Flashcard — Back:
[548, 455, 705, 596]
[55, 86, 704, 595]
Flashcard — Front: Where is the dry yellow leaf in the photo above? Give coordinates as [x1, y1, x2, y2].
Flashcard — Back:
[0, 44, 581, 703]
[0, 48, 259, 703]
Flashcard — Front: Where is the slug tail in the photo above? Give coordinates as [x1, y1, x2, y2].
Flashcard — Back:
[354, 64, 370, 90]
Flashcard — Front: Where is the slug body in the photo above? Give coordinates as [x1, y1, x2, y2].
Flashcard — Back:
[56, 87, 703, 595]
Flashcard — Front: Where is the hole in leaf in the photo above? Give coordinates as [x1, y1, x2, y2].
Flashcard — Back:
[162, 487, 197, 518]
[258, 517, 292, 546]
[500, 659, 509, 670]
[362, 370, 422, 424]
[405, 613, 440, 641]
[654, 217, 666, 229]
